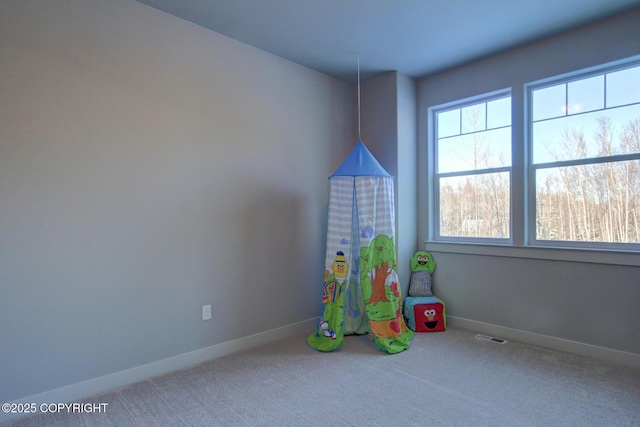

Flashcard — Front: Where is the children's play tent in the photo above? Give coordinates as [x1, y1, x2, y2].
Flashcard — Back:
[306, 141, 413, 354]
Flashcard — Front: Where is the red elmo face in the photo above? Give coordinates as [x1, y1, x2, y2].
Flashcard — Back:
[413, 303, 445, 332]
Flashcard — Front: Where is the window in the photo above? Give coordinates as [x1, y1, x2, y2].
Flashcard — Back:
[529, 62, 640, 248]
[433, 92, 512, 241]
[429, 57, 640, 252]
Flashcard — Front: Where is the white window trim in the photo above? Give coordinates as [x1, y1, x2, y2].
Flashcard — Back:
[423, 241, 640, 267]
[430, 88, 513, 244]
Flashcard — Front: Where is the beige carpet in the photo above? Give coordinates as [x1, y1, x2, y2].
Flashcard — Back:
[4, 327, 640, 426]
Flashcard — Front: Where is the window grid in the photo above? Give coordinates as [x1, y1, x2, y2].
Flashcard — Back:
[433, 93, 512, 242]
[528, 60, 640, 249]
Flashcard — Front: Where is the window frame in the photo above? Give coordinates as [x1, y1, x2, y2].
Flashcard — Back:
[525, 59, 640, 251]
[430, 89, 513, 244]
[426, 56, 640, 260]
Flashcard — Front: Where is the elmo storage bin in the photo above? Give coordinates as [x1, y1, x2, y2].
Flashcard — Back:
[404, 296, 446, 332]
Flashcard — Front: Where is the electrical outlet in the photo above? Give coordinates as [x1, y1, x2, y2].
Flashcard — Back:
[202, 304, 211, 321]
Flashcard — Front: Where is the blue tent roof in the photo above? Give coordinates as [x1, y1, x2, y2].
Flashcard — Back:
[330, 140, 392, 178]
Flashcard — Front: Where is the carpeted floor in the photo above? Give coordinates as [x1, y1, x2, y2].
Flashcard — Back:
[4, 327, 640, 426]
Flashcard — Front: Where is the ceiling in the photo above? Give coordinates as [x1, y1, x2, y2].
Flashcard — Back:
[135, 0, 640, 83]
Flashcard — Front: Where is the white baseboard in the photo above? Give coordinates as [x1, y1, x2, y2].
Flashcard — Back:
[448, 316, 640, 370]
[1, 317, 318, 423]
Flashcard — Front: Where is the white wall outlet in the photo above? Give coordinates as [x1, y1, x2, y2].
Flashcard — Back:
[202, 304, 211, 321]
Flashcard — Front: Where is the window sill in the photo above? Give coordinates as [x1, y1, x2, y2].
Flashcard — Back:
[423, 241, 640, 267]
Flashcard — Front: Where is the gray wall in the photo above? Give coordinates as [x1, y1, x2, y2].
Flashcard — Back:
[417, 9, 640, 356]
[361, 72, 418, 294]
[0, 0, 354, 403]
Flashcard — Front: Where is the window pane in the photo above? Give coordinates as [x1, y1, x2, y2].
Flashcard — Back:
[439, 127, 511, 173]
[567, 75, 604, 114]
[439, 172, 510, 238]
[532, 104, 640, 164]
[532, 84, 566, 121]
[438, 109, 460, 138]
[487, 97, 511, 129]
[461, 103, 486, 134]
[607, 65, 640, 108]
[536, 160, 640, 243]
